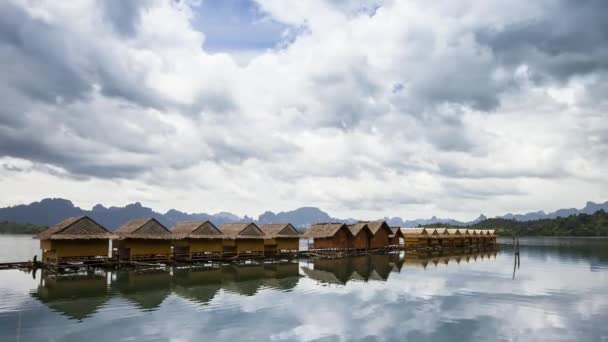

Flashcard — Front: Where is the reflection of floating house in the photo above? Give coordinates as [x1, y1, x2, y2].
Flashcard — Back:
[370, 254, 392, 280]
[114, 218, 173, 262]
[259, 223, 300, 256]
[388, 227, 404, 247]
[310, 258, 354, 284]
[403, 228, 429, 248]
[114, 270, 172, 311]
[171, 221, 223, 261]
[173, 267, 223, 305]
[35, 216, 115, 264]
[347, 223, 372, 250]
[222, 264, 266, 296]
[302, 223, 353, 250]
[219, 223, 265, 257]
[262, 262, 300, 290]
[389, 253, 405, 272]
[32, 274, 110, 321]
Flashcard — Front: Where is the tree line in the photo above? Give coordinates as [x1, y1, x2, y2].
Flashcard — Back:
[419, 210, 608, 237]
[0, 221, 46, 234]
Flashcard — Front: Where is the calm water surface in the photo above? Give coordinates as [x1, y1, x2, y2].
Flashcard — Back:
[0, 236, 607, 341]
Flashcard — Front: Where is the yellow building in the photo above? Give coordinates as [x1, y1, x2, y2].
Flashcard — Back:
[171, 221, 224, 261]
[219, 222, 265, 257]
[403, 228, 429, 249]
[259, 223, 300, 256]
[35, 216, 114, 264]
[113, 218, 173, 262]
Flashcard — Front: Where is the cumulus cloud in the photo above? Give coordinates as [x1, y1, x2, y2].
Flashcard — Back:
[0, 0, 606, 219]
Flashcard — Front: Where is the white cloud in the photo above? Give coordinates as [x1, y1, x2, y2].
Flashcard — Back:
[0, 0, 606, 219]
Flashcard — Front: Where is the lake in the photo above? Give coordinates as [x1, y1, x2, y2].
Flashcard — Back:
[0, 236, 607, 341]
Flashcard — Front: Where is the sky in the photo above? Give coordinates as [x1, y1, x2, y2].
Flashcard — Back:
[0, 0, 606, 220]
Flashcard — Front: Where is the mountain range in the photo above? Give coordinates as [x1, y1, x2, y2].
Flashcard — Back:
[0, 198, 606, 231]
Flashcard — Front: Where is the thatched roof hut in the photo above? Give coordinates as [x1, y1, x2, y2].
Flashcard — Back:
[171, 221, 224, 259]
[259, 223, 300, 238]
[114, 218, 172, 261]
[388, 227, 404, 246]
[402, 228, 427, 235]
[259, 223, 300, 254]
[219, 222, 265, 239]
[219, 222, 265, 255]
[35, 216, 114, 263]
[303, 223, 353, 250]
[359, 220, 393, 249]
[302, 223, 348, 238]
[171, 221, 223, 239]
[114, 218, 172, 240]
[347, 223, 372, 249]
[35, 216, 114, 240]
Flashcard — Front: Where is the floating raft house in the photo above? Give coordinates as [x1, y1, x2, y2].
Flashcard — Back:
[35, 216, 115, 264]
[113, 218, 173, 262]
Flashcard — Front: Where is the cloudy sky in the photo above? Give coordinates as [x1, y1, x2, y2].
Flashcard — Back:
[0, 0, 606, 220]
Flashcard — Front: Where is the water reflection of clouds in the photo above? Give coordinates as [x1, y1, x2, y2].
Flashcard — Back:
[2, 245, 607, 341]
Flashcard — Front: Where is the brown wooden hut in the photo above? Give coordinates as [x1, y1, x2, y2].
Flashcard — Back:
[388, 227, 404, 247]
[219, 222, 265, 257]
[259, 223, 300, 256]
[365, 220, 393, 249]
[435, 228, 451, 248]
[487, 229, 496, 245]
[425, 228, 441, 247]
[403, 228, 429, 249]
[113, 218, 173, 262]
[447, 228, 465, 247]
[347, 222, 372, 250]
[171, 221, 224, 261]
[35, 216, 114, 264]
[302, 223, 353, 250]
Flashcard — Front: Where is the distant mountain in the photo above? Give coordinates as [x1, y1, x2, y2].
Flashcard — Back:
[498, 201, 608, 221]
[384, 216, 467, 227]
[0, 198, 244, 230]
[258, 207, 356, 228]
[0, 198, 606, 231]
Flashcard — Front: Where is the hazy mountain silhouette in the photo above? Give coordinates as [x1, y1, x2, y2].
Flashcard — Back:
[0, 198, 606, 230]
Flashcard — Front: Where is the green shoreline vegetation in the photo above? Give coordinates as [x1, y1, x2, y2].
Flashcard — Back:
[0, 221, 46, 235]
[420, 210, 608, 237]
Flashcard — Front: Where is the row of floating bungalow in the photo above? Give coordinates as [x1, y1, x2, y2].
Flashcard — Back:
[303, 223, 495, 252]
[36, 216, 300, 265]
[34, 216, 496, 265]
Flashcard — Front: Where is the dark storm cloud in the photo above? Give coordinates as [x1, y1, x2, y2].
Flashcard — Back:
[0, 127, 148, 179]
[0, 3, 93, 104]
[476, 0, 608, 82]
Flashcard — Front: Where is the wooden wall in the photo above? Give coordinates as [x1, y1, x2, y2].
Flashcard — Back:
[236, 239, 265, 253]
[276, 238, 299, 251]
[312, 228, 352, 249]
[352, 230, 371, 249]
[41, 239, 109, 261]
[369, 228, 390, 249]
[180, 239, 223, 254]
[120, 239, 172, 257]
